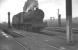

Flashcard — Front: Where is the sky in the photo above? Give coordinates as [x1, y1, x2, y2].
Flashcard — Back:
[0, 0, 78, 23]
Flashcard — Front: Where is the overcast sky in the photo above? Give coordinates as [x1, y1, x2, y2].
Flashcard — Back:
[0, 0, 78, 23]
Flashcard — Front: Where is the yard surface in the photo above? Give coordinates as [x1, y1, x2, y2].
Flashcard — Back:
[13, 28, 78, 50]
[0, 21, 78, 50]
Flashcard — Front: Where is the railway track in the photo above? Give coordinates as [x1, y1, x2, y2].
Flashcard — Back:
[14, 39, 31, 50]
[0, 29, 59, 50]
[13, 31, 62, 50]
[1, 30, 60, 50]
[1, 31, 31, 50]
[1, 27, 78, 50]
[45, 27, 78, 33]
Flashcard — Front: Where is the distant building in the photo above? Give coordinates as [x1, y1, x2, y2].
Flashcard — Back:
[47, 17, 55, 27]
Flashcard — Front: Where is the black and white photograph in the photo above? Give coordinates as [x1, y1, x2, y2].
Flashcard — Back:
[0, 0, 78, 50]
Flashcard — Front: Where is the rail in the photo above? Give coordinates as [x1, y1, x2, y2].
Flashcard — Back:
[45, 27, 78, 33]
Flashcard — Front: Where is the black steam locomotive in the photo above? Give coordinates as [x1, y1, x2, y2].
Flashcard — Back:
[12, 8, 46, 32]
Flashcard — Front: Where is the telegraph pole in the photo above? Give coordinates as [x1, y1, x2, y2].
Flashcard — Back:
[66, 0, 73, 44]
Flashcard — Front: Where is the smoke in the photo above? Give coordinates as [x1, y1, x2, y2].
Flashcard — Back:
[0, 0, 5, 5]
[23, 0, 38, 12]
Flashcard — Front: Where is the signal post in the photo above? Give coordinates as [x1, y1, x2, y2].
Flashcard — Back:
[8, 12, 11, 28]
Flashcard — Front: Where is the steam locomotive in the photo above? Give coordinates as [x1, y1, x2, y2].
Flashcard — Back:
[12, 8, 46, 32]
